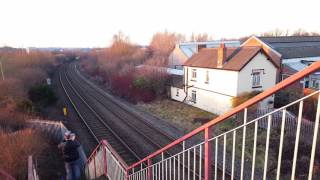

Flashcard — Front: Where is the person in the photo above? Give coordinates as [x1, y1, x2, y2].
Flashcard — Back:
[58, 131, 82, 180]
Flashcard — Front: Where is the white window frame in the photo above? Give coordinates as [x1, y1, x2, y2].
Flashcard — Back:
[191, 90, 197, 103]
[310, 78, 320, 89]
[191, 69, 197, 81]
[205, 70, 209, 84]
[252, 69, 263, 88]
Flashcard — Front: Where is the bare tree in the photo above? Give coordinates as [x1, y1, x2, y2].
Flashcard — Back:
[260, 28, 289, 37]
[149, 31, 184, 57]
[292, 29, 310, 36]
[190, 33, 213, 42]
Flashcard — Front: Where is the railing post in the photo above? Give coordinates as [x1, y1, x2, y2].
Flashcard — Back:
[204, 127, 212, 180]
[93, 152, 97, 179]
[148, 159, 152, 180]
[126, 169, 129, 180]
[102, 140, 108, 177]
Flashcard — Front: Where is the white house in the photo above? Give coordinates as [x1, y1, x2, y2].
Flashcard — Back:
[168, 41, 240, 70]
[171, 43, 280, 115]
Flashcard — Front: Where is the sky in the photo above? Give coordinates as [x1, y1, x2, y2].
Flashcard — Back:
[0, 0, 319, 48]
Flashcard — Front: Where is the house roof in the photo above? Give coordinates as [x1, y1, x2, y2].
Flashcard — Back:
[184, 47, 237, 69]
[257, 36, 320, 59]
[184, 46, 279, 71]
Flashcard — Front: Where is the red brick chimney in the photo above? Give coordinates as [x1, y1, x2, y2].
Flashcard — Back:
[217, 43, 227, 68]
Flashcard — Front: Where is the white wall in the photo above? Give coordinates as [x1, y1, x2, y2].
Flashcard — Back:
[182, 66, 238, 114]
[170, 87, 186, 102]
[184, 66, 239, 97]
[185, 87, 233, 115]
[168, 46, 188, 69]
[237, 52, 277, 95]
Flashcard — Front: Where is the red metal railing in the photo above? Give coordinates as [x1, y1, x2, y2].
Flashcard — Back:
[86, 61, 320, 180]
[85, 140, 128, 179]
[127, 61, 320, 176]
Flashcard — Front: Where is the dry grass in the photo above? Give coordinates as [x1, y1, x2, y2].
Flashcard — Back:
[0, 50, 55, 100]
[0, 99, 27, 131]
[0, 129, 47, 179]
[137, 99, 217, 132]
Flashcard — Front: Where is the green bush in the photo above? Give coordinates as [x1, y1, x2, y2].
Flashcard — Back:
[28, 84, 57, 107]
[16, 99, 36, 113]
[133, 77, 149, 89]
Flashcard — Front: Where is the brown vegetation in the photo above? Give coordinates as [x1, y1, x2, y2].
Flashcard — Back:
[80, 31, 184, 102]
[0, 129, 47, 179]
[0, 99, 27, 132]
[0, 50, 55, 100]
[0, 49, 58, 178]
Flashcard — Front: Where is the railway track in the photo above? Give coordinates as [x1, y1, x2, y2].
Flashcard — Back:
[68, 64, 180, 154]
[62, 63, 225, 178]
[67, 63, 206, 176]
[59, 66, 140, 165]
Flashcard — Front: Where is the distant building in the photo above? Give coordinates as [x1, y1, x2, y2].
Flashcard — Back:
[168, 40, 240, 70]
[243, 36, 320, 89]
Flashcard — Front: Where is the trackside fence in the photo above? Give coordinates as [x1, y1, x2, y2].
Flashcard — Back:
[257, 108, 316, 142]
[85, 61, 320, 180]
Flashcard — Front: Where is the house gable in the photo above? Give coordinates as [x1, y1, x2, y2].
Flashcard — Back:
[237, 52, 278, 95]
[168, 45, 189, 69]
[241, 36, 282, 68]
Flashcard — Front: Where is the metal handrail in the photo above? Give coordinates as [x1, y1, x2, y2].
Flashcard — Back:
[86, 61, 320, 179]
[86, 140, 128, 170]
[127, 61, 320, 170]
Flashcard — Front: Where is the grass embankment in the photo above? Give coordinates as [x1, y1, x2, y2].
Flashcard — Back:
[137, 99, 217, 132]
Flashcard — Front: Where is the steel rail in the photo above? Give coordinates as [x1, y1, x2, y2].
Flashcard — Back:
[68, 67, 175, 153]
[72, 63, 220, 178]
[64, 68, 140, 166]
[59, 67, 99, 143]
[60, 66, 140, 167]
[73, 64, 177, 142]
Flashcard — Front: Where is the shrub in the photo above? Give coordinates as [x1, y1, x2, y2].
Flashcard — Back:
[133, 77, 149, 90]
[274, 88, 302, 117]
[15, 99, 35, 113]
[0, 99, 26, 131]
[0, 78, 25, 99]
[274, 88, 302, 108]
[28, 84, 57, 107]
[0, 129, 47, 179]
[231, 91, 261, 108]
[110, 74, 134, 98]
